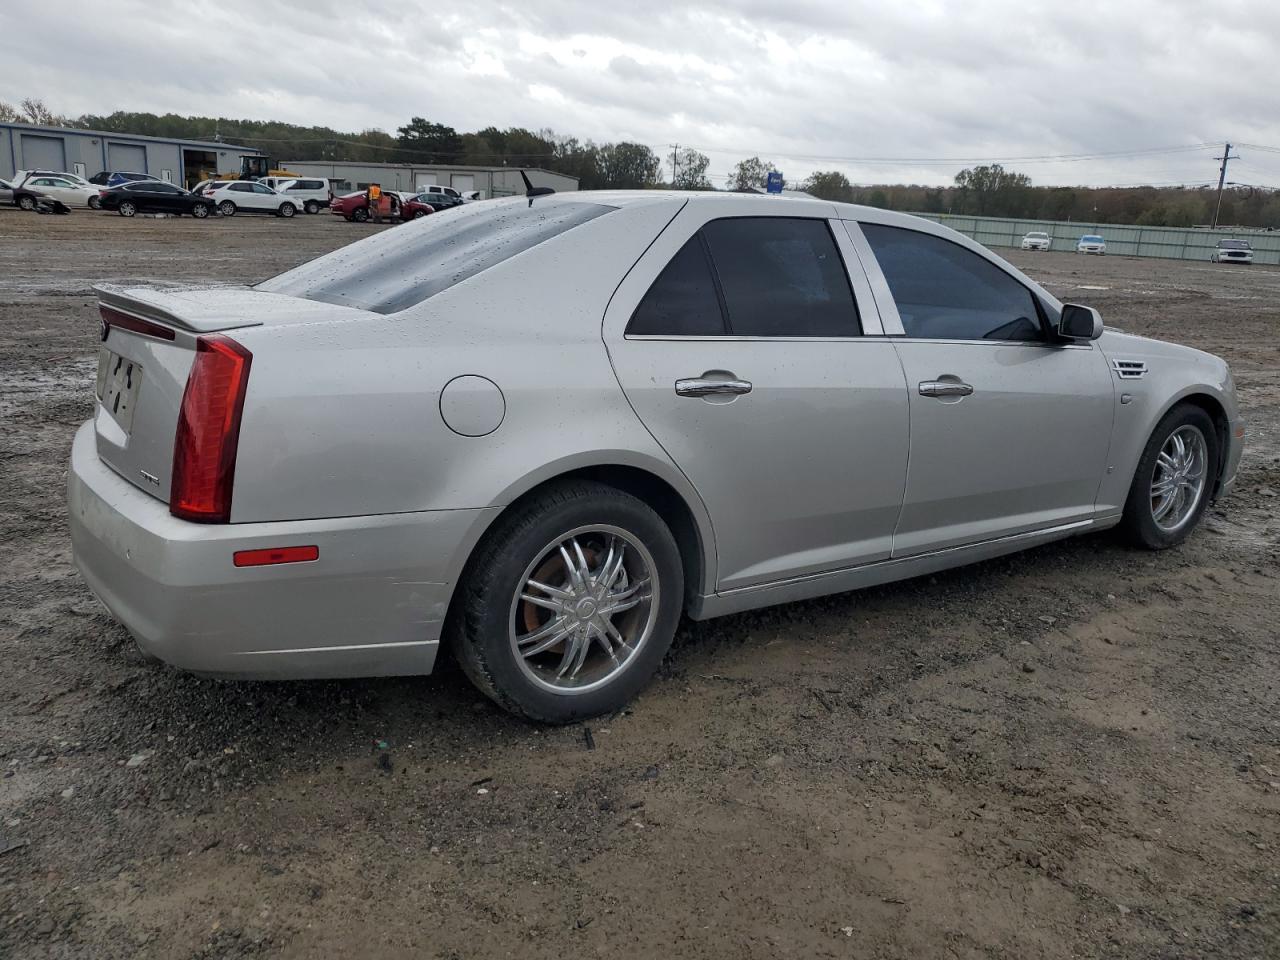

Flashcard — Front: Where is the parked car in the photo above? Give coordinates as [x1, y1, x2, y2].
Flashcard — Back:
[13, 175, 102, 210]
[202, 181, 299, 218]
[97, 181, 216, 218]
[13, 169, 103, 206]
[1211, 239, 1253, 265]
[88, 171, 157, 188]
[1076, 234, 1106, 255]
[0, 177, 15, 206]
[328, 190, 423, 222]
[417, 184, 464, 201]
[1020, 231, 1051, 251]
[272, 178, 332, 214]
[68, 193, 1242, 722]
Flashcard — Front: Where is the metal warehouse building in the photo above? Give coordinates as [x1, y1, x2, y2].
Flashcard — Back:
[0, 121, 264, 187]
[281, 161, 578, 198]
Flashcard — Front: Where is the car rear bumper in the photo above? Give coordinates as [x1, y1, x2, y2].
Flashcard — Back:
[68, 421, 495, 679]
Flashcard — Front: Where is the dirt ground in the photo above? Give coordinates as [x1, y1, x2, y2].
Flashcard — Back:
[1, 207, 1277, 960]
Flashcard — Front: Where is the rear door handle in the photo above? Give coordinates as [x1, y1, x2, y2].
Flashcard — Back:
[918, 379, 974, 398]
[675, 377, 753, 398]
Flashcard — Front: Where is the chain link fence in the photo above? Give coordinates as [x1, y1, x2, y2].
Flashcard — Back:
[913, 213, 1280, 265]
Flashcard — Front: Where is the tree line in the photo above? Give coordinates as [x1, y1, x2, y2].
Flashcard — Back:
[4, 98, 1275, 226]
[800, 165, 1280, 229]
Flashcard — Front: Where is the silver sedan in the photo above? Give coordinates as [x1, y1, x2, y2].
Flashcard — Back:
[68, 192, 1243, 721]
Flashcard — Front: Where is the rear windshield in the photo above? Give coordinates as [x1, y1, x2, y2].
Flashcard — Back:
[258, 196, 616, 314]
[1218, 240, 1251, 249]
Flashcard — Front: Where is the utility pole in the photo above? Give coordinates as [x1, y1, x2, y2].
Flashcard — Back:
[671, 144, 679, 188]
[1212, 142, 1240, 229]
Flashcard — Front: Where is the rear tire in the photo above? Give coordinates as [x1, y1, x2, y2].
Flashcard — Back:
[451, 481, 683, 723]
[118, 201, 137, 218]
[1119, 403, 1219, 550]
[218, 200, 236, 217]
[304, 200, 320, 214]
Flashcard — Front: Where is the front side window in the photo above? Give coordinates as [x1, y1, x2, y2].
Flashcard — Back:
[861, 223, 1044, 342]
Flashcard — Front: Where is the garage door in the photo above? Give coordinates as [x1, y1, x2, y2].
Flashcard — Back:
[21, 134, 66, 171]
[107, 142, 147, 173]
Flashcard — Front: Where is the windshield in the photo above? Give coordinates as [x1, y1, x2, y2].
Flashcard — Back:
[1081, 235, 1103, 242]
[1218, 240, 1251, 250]
[1026, 233, 1049, 239]
[258, 195, 617, 314]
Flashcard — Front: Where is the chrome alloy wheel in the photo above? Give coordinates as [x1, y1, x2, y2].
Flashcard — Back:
[1151, 425, 1208, 532]
[509, 525, 659, 694]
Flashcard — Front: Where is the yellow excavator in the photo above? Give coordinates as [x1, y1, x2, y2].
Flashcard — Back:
[212, 156, 302, 182]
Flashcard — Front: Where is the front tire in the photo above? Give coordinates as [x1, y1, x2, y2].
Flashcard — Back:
[17, 195, 36, 211]
[191, 203, 210, 219]
[218, 200, 236, 217]
[451, 481, 684, 722]
[118, 200, 137, 218]
[352, 206, 369, 222]
[89, 196, 101, 210]
[1119, 404, 1219, 550]
[278, 202, 296, 218]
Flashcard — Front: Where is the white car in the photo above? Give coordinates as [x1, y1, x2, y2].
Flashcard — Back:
[1076, 234, 1106, 255]
[202, 180, 299, 218]
[272, 177, 332, 214]
[1211, 239, 1254, 265]
[1020, 231, 1051, 251]
[417, 184, 464, 201]
[15, 174, 102, 210]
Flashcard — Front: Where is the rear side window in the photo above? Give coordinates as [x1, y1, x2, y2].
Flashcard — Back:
[627, 217, 861, 338]
[703, 218, 860, 337]
[628, 237, 726, 336]
[861, 223, 1044, 342]
[258, 196, 616, 314]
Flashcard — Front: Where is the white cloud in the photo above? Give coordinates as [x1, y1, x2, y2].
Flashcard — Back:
[2, 0, 1279, 187]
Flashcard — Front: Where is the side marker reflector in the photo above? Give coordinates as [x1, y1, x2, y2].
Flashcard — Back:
[233, 545, 319, 568]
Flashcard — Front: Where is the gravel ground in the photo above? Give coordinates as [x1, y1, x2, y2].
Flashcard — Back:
[1, 208, 1277, 959]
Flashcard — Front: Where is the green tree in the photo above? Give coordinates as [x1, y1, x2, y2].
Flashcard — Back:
[595, 142, 661, 189]
[395, 117, 462, 163]
[729, 156, 774, 191]
[803, 171, 855, 203]
[954, 163, 1032, 216]
[671, 148, 712, 190]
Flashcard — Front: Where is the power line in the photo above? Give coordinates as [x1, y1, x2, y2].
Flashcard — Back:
[668, 141, 1224, 167]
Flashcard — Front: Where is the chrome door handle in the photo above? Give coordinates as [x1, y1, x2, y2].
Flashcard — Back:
[675, 378, 753, 398]
[918, 380, 974, 398]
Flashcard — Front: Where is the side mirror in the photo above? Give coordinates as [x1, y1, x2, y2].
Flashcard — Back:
[1058, 303, 1103, 340]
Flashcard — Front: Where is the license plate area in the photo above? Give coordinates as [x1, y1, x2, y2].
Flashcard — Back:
[96, 347, 143, 433]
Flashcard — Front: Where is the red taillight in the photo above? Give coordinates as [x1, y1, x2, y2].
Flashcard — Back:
[100, 305, 176, 341]
[171, 335, 252, 523]
[233, 545, 318, 567]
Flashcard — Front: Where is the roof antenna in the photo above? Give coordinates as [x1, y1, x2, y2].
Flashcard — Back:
[521, 169, 555, 205]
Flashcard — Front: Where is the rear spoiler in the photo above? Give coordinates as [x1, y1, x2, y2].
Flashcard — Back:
[95, 284, 264, 334]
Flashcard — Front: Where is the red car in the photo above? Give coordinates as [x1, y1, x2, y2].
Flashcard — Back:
[329, 191, 435, 223]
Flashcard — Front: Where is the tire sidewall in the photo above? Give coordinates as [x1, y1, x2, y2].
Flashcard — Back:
[458, 486, 683, 722]
[219, 200, 236, 216]
[305, 201, 319, 214]
[1122, 403, 1219, 549]
[279, 203, 295, 218]
[192, 203, 209, 219]
[18, 195, 35, 211]
[352, 206, 368, 222]
[119, 201, 136, 218]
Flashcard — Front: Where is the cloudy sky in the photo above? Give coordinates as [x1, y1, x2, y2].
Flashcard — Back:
[4, 0, 1280, 188]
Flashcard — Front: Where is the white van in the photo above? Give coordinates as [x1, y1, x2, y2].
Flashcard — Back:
[269, 178, 332, 214]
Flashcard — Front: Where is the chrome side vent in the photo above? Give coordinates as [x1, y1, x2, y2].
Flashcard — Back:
[1112, 358, 1149, 380]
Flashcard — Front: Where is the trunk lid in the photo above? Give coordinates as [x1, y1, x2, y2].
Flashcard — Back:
[91, 284, 372, 505]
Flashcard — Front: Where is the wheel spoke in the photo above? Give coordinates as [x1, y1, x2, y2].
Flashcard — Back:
[559, 543, 586, 592]
[603, 619, 632, 653]
[1152, 493, 1177, 521]
[526, 578, 573, 601]
[517, 616, 567, 647]
[520, 623, 572, 658]
[602, 540, 627, 588]
[1157, 452, 1177, 472]
[553, 635, 580, 679]
[520, 592, 561, 613]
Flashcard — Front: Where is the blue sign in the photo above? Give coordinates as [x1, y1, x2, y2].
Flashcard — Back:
[766, 171, 783, 194]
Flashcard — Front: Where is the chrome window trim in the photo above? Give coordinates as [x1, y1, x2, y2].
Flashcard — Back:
[624, 333, 1093, 348]
[839, 220, 906, 336]
[827, 217, 883, 336]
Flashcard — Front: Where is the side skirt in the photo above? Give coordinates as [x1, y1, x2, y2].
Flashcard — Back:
[689, 516, 1121, 621]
